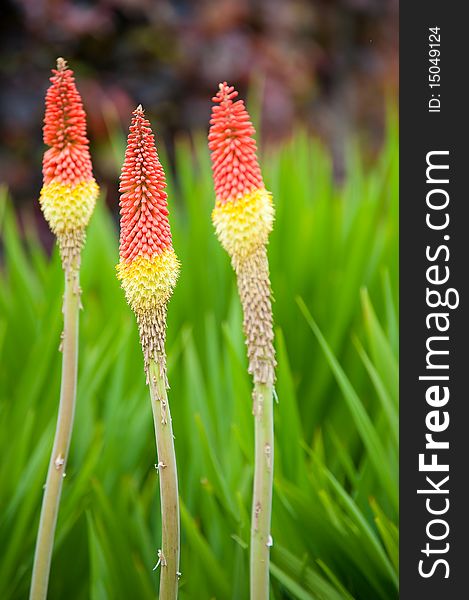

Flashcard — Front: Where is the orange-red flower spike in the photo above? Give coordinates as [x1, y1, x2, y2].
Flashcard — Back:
[118, 105, 173, 264]
[209, 82, 264, 204]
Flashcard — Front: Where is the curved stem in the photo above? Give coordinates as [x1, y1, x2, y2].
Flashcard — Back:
[250, 382, 274, 600]
[30, 267, 80, 600]
[148, 359, 180, 600]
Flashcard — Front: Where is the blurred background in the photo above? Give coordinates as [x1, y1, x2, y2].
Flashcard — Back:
[1, 0, 397, 208]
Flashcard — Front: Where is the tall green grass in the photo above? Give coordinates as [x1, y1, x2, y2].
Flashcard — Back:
[0, 116, 398, 599]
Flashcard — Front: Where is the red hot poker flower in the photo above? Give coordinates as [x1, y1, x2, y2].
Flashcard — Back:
[116, 108, 181, 600]
[39, 58, 99, 268]
[208, 81, 276, 600]
[116, 106, 179, 365]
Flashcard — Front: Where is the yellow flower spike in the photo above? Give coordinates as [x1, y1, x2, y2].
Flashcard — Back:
[212, 188, 274, 265]
[117, 251, 180, 315]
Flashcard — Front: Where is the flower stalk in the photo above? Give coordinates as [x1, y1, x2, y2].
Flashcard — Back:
[30, 265, 80, 600]
[30, 58, 98, 600]
[251, 382, 274, 599]
[117, 106, 180, 599]
[149, 360, 180, 598]
[208, 82, 276, 599]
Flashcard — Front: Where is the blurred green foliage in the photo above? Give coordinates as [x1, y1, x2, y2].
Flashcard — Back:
[0, 116, 398, 599]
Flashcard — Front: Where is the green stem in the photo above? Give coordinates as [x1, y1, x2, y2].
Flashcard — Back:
[30, 266, 80, 600]
[250, 382, 274, 600]
[148, 359, 180, 600]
